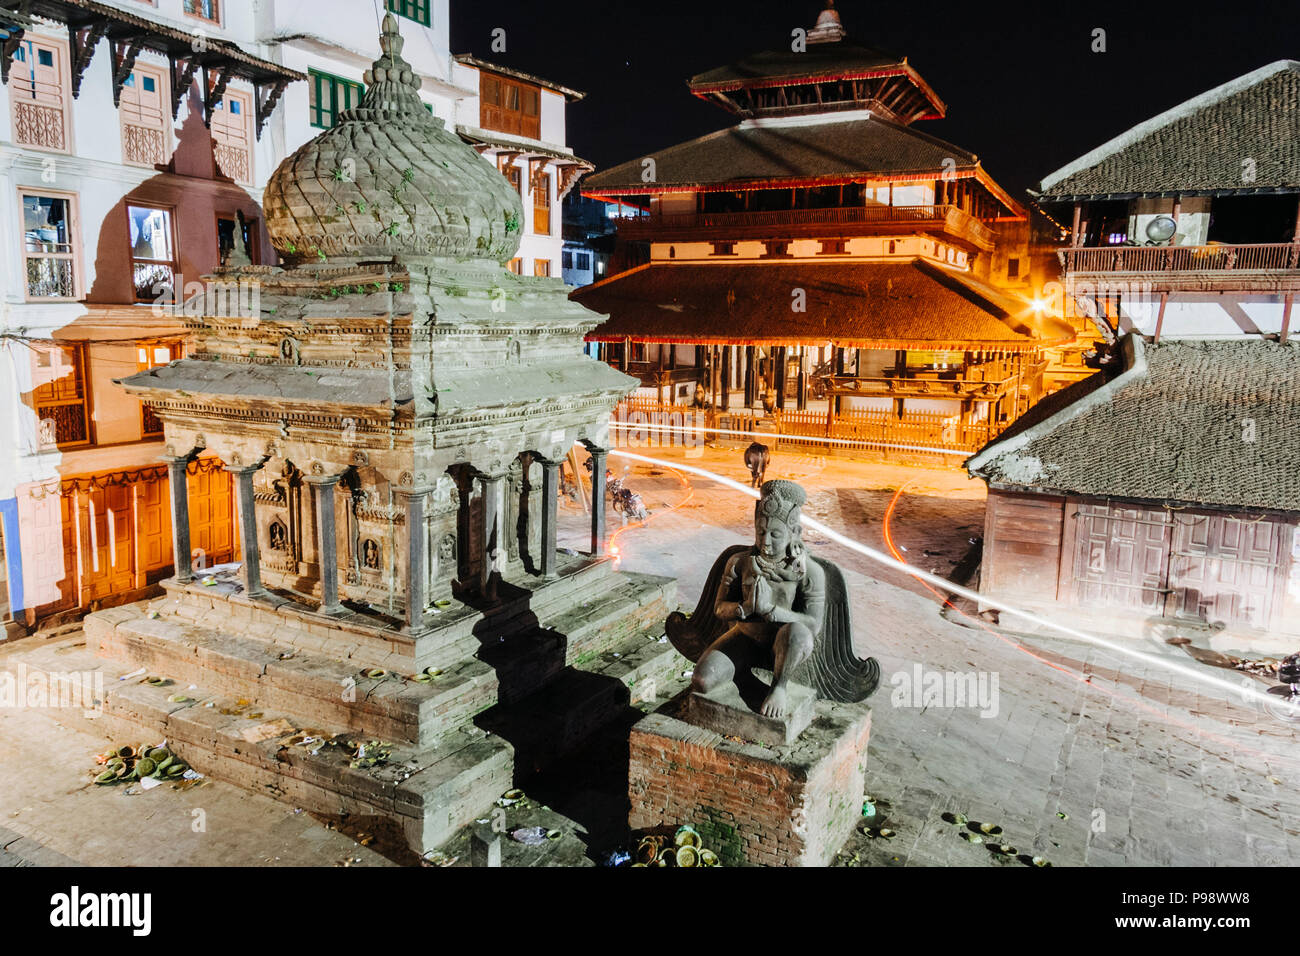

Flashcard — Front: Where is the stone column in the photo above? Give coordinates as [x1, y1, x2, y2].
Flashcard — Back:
[538, 457, 560, 579]
[162, 455, 193, 584]
[587, 446, 608, 556]
[476, 471, 505, 596]
[304, 474, 345, 616]
[394, 485, 430, 631]
[225, 463, 268, 599]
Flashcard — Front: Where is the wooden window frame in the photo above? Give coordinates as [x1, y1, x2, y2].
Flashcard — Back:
[126, 202, 178, 304]
[32, 341, 93, 450]
[309, 68, 365, 130]
[137, 340, 183, 436]
[534, 259, 551, 277]
[507, 258, 522, 275]
[119, 61, 171, 169]
[210, 86, 254, 185]
[9, 33, 73, 155]
[385, 0, 431, 27]
[532, 170, 552, 236]
[479, 72, 541, 139]
[19, 186, 82, 302]
[182, 0, 222, 26]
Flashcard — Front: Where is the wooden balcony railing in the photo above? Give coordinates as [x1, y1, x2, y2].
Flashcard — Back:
[1059, 242, 1300, 274]
[612, 203, 995, 249]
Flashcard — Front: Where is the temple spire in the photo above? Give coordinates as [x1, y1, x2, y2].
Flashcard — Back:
[357, 12, 427, 116]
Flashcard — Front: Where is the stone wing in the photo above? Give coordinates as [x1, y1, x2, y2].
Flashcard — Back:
[664, 544, 749, 663]
[792, 557, 880, 703]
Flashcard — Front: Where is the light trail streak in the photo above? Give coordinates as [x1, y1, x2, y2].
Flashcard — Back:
[606, 447, 1297, 718]
[608, 419, 971, 456]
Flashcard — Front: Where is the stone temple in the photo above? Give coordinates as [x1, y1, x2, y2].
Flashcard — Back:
[80, 16, 680, 856]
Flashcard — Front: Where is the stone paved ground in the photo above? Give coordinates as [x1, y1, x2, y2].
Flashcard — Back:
[590, 443, 1300, 868]
[3, 441, 1297, 866]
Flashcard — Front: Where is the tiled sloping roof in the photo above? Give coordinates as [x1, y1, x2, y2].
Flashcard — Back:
[689, 41, 906, 88]
[575, 259, 1072, 350]
[1038, 61, 1300, 199]
[967, 337, 1300, 512]
[581, 116, 978, 194]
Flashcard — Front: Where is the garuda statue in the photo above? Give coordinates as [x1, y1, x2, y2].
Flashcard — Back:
[666, 479, 879, 719]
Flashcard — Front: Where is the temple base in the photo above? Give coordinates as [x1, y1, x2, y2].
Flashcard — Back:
[629, 692, 871, 867]
[66, 558, 681, 857]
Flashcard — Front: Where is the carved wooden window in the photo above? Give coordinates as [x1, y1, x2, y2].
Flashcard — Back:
[183, 0, 220, 25]
[504, 163, 522, 196]
[21, 189, 79, 300]
[533, 171, 552, 236]
[32, 343, 90, 449]
[211, 88, 253, 185]
[120, 64, 171, 168]
[309, 68, 364, 130]
[480, 73, 541, 139]
[386, 0, 430, 26]
[10, 36, 71, 153]
[127, 205, 176, 303]
[137, 341, 182, 436]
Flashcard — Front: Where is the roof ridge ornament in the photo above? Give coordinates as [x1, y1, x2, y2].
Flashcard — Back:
[807, 1, 846, 44]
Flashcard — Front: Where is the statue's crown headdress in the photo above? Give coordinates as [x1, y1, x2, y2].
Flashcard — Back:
[757, 479, 806, 525]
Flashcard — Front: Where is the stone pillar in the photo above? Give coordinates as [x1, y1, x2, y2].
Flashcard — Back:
[587, 446, 608, 556]
[477, 471, 505, 596]
[162, 455, 194, 584]
[395, 485, 430, 631]
[304, 474, 345, 616]
[225, 463, 268, 599]
[539, 457, 560, 578]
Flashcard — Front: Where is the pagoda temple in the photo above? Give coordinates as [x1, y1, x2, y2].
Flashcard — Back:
[76, 15, 681, 856]
[575, 2, 1073, 457]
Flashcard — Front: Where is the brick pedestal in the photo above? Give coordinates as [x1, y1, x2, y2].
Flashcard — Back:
[628, 693, 872, 867]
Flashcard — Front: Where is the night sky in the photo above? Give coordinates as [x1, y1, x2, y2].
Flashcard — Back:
[449, 0, 1300, 198]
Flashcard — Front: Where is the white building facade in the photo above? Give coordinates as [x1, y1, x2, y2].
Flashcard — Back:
[0, 0, 590, 633]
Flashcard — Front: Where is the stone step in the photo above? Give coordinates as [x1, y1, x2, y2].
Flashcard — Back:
[90, 615, 440, 744]
[9, 643, 514, 856]
[131, 554, 619, 673]
[87, 569, 677, 749]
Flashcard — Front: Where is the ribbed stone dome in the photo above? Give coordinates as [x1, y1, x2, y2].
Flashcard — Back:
[264, 14, 523, 263]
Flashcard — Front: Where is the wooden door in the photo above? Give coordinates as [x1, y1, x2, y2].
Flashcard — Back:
[80, 483, 135, 603]
[187, 462, 235, 571]
[1166, 513, 1285, 629]
[1071, 502, 1171, 613]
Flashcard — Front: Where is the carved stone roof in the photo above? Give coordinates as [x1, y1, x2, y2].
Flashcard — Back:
[263, 14, 523, 264]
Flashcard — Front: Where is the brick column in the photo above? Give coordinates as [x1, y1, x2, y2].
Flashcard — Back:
[304, 473, 345, 616]
[162, 455, 193, 584]
[225, 462, 268, 599]
[394, 485, 430, 631]
[587, 446, 608, 556]
[538, 457, 560, 578]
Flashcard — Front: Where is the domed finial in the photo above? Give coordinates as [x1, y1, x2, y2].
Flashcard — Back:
[357, 11, 428, 116]
[379, 12, 403, 57]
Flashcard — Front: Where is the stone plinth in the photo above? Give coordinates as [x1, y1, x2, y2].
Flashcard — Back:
[629, 692, 871, 867]
[685, 681, 814, 746]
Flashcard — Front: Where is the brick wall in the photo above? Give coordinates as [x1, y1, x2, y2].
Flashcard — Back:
[628, 699, 872, 867]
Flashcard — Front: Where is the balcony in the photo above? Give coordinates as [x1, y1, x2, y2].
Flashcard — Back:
[612, 203, 996, 252]
[1060, 242, 1300, 274]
